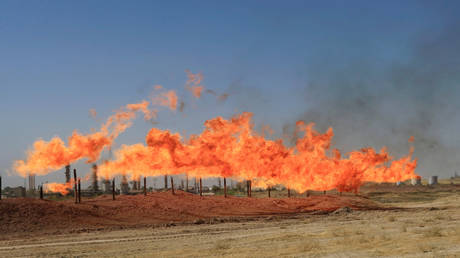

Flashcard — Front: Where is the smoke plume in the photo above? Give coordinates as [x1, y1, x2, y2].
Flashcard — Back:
[295, 23, 460, 177]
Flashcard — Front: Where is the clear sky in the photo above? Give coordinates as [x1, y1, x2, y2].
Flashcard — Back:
[1, 0, 460, 187]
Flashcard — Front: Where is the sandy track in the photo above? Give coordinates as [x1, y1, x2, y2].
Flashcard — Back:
[1, 204, 459, 257]
[0, 191, 384, 237]
[1, 187, 459, 257]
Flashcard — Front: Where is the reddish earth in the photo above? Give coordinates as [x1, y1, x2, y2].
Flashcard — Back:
[0, 190, 385, 238]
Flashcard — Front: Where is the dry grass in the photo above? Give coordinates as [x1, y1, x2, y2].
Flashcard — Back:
[214, 240, 231, 250]
[299, 239, 320, 252]
[423, 227, 444, 237]
[0, 189, 459, 257]
[386, 215, 396, 222]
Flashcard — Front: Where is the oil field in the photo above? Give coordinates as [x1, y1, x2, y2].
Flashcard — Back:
[1, 1, 460, 257]
[1, 178, 460, 257]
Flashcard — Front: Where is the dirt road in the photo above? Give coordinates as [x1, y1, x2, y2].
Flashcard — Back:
[1, 192, 459, 257]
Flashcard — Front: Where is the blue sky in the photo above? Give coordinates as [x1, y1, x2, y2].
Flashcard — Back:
[1, 1, 460, 187]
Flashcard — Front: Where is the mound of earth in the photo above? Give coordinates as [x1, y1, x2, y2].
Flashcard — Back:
[0, 191, 385, 237]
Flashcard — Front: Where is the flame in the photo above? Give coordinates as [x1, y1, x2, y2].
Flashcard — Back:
[126, 100, 156, 120]
[151, 89, 178, 111]
[99, 112, 418, 193]
[13, 101, 154, 177]
[408, 136, 415, 143]
[14, 70, 415, 193]
[44, 179, 74, 195]
[185, 70, 204, 98]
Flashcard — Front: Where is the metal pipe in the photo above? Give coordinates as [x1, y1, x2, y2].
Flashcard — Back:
[246, 180, 249, 197]
[199, 178, 203, 197]
[144, 176, 147, 196]
[185, 173, 189, 192]
[246, 180, 252, 197]
[170, 177, 175, 195]
[73, 169, 77, 204]
[112, 179, 115, 200]
[65, 164, 71, 183]
[223, 177, 227, 198]
[40, 185, 43, 200]
[78, 178, 81, 203]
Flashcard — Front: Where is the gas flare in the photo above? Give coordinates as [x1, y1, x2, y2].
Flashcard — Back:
[44, 179, 74, 195]
[14, 71, 416, 193]
[99, 112, 418, 193]
[185, 70, 204, 98]
[13, 100, 155, 177]
[126, 100, 156, 120]
[151, 87, 178, 111]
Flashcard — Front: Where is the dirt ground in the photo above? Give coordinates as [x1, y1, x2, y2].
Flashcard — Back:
[1, 183, 459, 257]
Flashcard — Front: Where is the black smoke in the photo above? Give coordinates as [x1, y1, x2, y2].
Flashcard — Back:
[293, 23, 460, 178]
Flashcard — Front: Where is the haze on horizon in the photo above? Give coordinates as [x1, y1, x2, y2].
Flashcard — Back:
[1, 0, 460, 187]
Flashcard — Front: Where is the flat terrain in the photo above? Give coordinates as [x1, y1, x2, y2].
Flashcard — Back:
[1, 183, 459, 257]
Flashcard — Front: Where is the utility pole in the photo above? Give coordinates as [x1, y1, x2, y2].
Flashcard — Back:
[112, 179, 116, 200]
[73, 169, 78, 204]
[223, 177, 227, 198]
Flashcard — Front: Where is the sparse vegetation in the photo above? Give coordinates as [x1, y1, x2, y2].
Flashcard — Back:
[423, 227, 443, 238]
[1, 186, 459, 257]
[300, 239, 320, 252]
[214, 240, 231, 250]
[386, 215, 396, 222]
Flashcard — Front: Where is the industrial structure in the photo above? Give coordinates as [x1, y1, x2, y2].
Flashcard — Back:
[65, 165, 71, 183]
[28, 173, 35, 192]
[121, 174, 129, 194]
[91, 164, 99, 193]
[429, 176, 438, 185]
[411, 177, 422, 185]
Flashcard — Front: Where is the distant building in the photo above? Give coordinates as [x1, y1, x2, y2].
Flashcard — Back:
[91, 164, 99, 193]
[28, 173, 35, 191]
[411, 176, 422, 185]
[3, 186, 26, 198]
[65, 165, 71, 183]
[103, 179, 111, 193]
[429, 176, 438, 185]
[121, 174, 129, 194]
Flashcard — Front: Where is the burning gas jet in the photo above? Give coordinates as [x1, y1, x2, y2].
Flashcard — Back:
[99, 113, 417, 193]
[14, 71, 417, 194]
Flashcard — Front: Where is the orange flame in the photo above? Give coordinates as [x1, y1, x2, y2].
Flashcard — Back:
[13, 101, 154, 177]
[44, 179, 74, 195]
[13, 75, 228, 181]
[151, 88, 178, 111]
[408, 136, 415, 143]
[99, 112, 418, 193]
[126, 100, 156, 120]
[185, 70, 204, 98]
